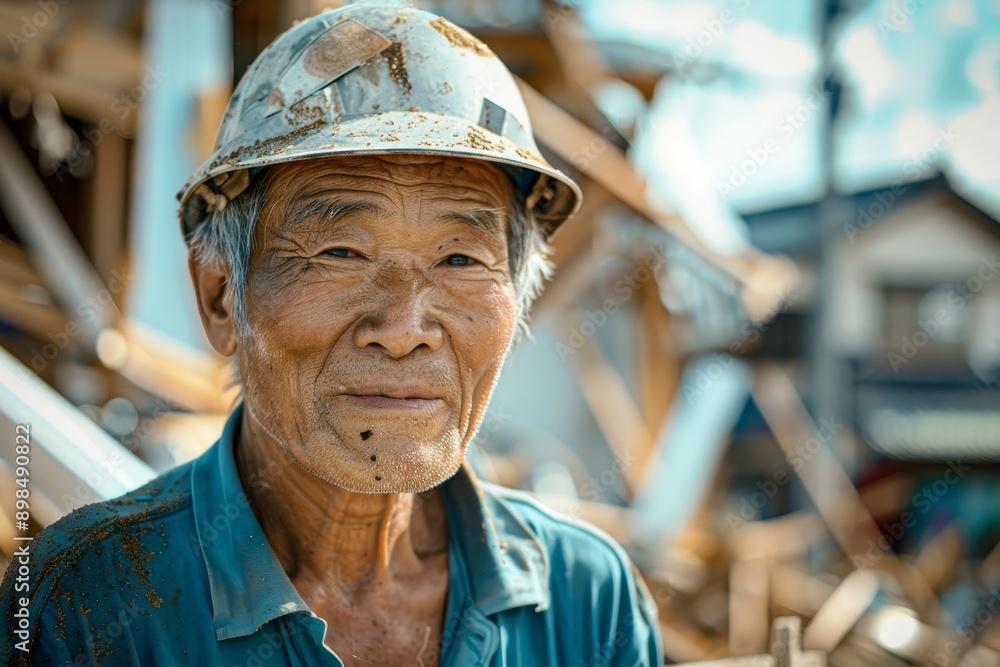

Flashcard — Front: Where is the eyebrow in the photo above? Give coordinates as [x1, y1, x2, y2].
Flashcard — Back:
[285, 198, 384, 229]
[439, 207, 505, 234]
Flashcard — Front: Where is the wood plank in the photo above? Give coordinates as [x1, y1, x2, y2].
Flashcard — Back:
[563, 326, 654, 499]
[771, 564, 836, 618]
[0, 240, 42, 286]
[0, 281, 66, 339]
[0, 120, 121, 347]
[675, 617, 826, 666]
[0, 62, 137, 135]
[729, 559, 770, 655]
[189, 86, 232, 164]
[89, 132, 127, 288]
[97, 320, 239, 414]
[530, 180, 613, 322]
[802, 569, 879, 653]
[752, 363, 942, 623]
[635, 278, 679, 481]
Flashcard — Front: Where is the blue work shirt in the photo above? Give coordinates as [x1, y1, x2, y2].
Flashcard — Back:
[1, 406, 662, 665]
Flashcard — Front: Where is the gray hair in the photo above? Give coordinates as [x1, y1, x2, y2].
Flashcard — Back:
[187, 168, 552, 360]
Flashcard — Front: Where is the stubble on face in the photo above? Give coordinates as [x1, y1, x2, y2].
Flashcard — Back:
[237, 155, 519, 493]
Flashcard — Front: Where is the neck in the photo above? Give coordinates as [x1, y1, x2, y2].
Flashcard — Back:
[235, 405, 449, 590]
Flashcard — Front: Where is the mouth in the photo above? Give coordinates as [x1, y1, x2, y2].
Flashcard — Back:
[336, 386, 445, 414]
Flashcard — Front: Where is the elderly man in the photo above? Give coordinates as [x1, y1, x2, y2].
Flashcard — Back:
[1, 3, 661, 665]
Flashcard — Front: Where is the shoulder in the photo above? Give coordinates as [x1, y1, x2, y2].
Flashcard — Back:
[481, 483, 664, 664]
[0, 462, 195, 659]
[23, 460, 193, 571]
[481, 481, 635, 582]
[483, 484, 642, 605]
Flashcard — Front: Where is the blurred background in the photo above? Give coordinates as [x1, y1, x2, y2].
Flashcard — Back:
[0, 0, 998, 664]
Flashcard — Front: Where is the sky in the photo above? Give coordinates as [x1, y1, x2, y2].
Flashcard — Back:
[578, 0, 1000, 227]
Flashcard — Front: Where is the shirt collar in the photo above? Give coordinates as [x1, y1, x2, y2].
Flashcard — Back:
[191, 404, 550, 640]
[191, 403, 312, 640]
[441, 462, 551, 616]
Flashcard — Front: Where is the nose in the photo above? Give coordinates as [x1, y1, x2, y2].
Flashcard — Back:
[352, 273, 444, 358]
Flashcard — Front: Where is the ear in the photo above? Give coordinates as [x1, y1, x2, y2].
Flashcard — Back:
[189, 247, 239, 357]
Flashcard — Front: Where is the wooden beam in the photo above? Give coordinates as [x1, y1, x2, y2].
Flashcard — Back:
[189, 86, 232, 164]
[0, 120, 120, 347]
[751, 363, 942, 623]
[0, 280, 65, 340]
[732, 511, 828, 562]
[0, 62, 138, 136]
[674, 617, 826, 667]
[540, 0, 616, 91]
[530, 180, 613, 323]
[913, 523, 963, 592]
[562, 322, 654, 499]
[89, 132, 128, 289]
[729, 558, 770, 655]
[802, 569, 879, 653]
[546, 174, 610, 269]
[517, 76, 682, 231]
[771, 564, 836, 618]
[517, 77, 799, 322]
[96, 321, 239, 415]
[634, 277, 679, 480]
[0, 240, 42, 286]
[0, 346, 157, 530]
[538, 1, 628, 133]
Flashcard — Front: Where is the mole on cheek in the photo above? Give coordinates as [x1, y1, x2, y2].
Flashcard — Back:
[370, 454, 377, 461]
[375, 476, 382, 481]
[361, 430, 373, 441]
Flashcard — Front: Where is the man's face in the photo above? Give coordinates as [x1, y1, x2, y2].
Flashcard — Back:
[239, 154, 518, 493]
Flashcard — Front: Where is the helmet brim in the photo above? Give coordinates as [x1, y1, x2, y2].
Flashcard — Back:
[179, 111, 581, 240]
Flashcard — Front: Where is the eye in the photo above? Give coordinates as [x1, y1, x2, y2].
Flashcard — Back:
[324, 248, 358, 258]
[445, 254, 476, 266]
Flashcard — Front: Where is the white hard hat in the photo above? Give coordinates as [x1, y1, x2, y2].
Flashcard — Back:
[177, 0, 582, 240]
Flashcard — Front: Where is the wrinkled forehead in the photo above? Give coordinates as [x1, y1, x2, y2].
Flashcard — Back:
[256, 154, 516, 235]
[265, 154, 512, 206]
[278, 152, 508, 183]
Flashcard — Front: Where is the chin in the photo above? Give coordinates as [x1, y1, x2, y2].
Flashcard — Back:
[301, 430, 467, 494]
